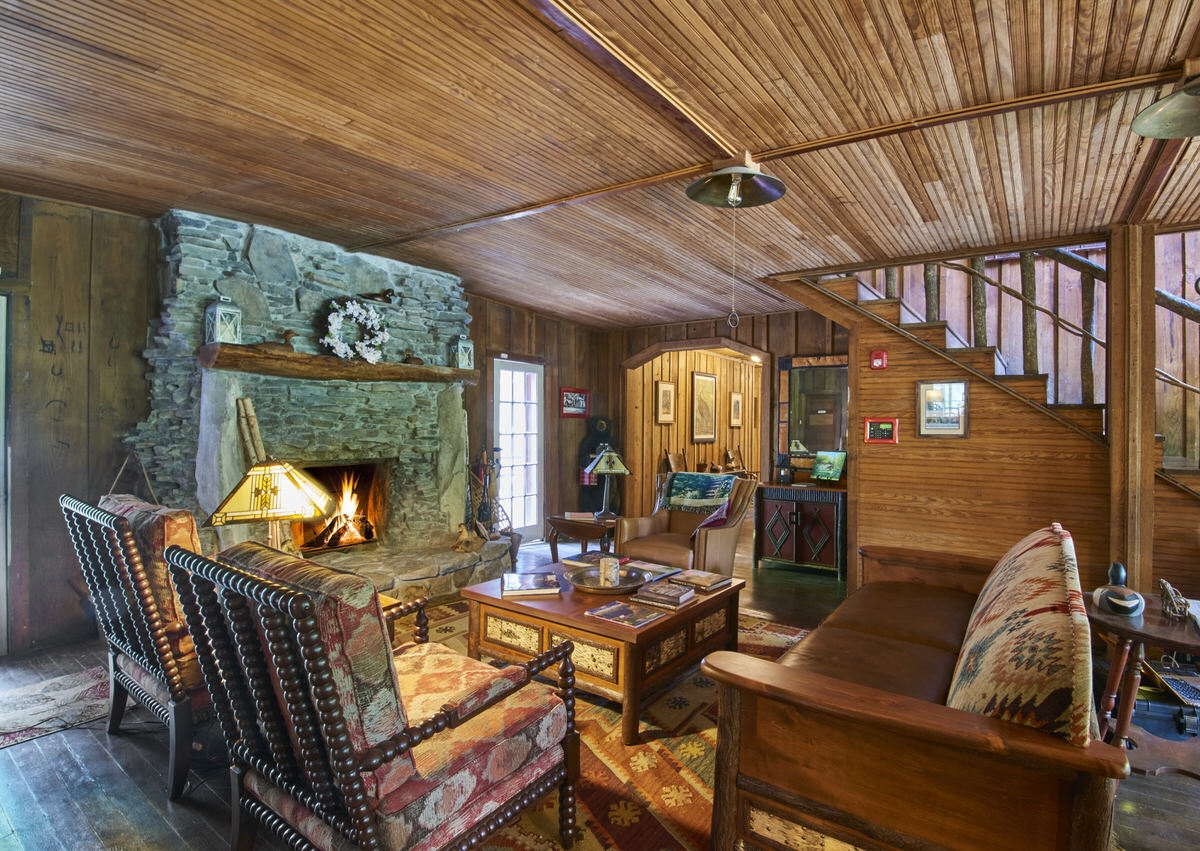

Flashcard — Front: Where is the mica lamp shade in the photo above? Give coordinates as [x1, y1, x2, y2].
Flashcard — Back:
[584, 444, 630, 522]
[208, 457, 334, 549]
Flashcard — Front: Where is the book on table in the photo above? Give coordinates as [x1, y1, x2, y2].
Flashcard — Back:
[585, 600, 665, 628]
[624, 560, 682, 581]
[562, 551, 631, 568]
[668, 569, 732, 592]
[562, 511, 599, 521]
[500, 571, 562, 596]
[631, 582, 694, 610]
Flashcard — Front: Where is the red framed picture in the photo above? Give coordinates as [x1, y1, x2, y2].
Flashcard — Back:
[863, 417, 899, 444]
[560, 387, 589, 418]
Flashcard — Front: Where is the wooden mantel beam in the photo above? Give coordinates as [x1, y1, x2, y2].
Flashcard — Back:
[196, 343, 478, 385]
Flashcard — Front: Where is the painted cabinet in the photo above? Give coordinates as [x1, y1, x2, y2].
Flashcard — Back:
[754, 484, 846, 578]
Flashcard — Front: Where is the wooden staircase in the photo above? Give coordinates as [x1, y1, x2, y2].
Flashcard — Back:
[804, 275, 1109, 440]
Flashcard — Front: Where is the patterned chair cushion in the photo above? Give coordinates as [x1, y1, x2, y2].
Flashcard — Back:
[946, 523, 1094, 746]
[216, 542, 416, 797]
[377, 641, 568, 848]
[98, 494, 204, 690]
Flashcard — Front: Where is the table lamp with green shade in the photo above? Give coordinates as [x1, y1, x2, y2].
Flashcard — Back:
[583, 444, 630, 522]
[207, 456, 335, 550]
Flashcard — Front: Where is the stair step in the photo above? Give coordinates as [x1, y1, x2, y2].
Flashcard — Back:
[861, 298, 903, 324]
[900, 321, 950, 347]
[819, 276, 869, 301]
[994, 373, 1050, 401]
[949, 346, 1001, 373]
[1047, 404, 1105, 433]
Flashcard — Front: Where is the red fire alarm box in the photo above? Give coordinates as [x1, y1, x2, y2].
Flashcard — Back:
[870, 350, 888, 369]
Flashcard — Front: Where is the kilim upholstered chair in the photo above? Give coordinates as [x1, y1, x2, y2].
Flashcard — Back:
[58, 493, 219, 800]
[165, 541, 579, 850]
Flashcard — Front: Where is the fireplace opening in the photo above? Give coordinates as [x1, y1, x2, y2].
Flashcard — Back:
[293, 460, 390, 554]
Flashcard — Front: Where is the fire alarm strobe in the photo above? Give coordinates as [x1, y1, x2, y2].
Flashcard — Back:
[870, 350, 888, 369]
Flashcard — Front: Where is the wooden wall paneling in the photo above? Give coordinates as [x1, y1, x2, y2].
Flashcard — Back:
[0, 193, 18, 278]
[853, 323, 1111, 591]
[87, 211, 155, 494]
[1185, 233, 1200, 464]
[1153, 479, 1200, 597]
[766, 312, 795, 359]
[27, 200, 94, 646]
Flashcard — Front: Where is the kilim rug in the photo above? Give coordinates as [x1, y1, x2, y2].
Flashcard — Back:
[0, 666, 108, 749]
[418, 600, 810, 850]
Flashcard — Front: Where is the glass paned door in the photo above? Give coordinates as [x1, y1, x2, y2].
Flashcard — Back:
[493, 359, 543, 540]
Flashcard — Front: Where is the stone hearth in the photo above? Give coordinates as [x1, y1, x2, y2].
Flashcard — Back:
[126, 210, 509, 600]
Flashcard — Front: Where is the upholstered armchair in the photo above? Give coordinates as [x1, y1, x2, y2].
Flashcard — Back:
[615, 473, 755, 575]
[165, 541, 578, 850]
[58, 493, 219, 800]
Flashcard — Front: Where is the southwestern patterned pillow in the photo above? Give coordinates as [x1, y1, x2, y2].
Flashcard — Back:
[946, 523, 1094, 746]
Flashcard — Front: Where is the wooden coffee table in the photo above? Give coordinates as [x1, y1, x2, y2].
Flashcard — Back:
[462, 567, 743, 745]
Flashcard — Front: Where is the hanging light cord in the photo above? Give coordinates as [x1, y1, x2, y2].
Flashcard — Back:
[728, 206, 740, 328]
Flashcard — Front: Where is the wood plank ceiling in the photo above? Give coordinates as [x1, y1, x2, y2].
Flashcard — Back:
[0, 1, 1197, 329]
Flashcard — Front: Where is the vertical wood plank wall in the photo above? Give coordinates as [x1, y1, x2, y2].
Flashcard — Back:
[3, 195, 157, 652]
[463, 295, 615, 524]
[621, 348, 762, 517]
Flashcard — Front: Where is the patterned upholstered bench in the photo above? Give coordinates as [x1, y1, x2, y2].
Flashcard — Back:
[703, 523, 1131, 851]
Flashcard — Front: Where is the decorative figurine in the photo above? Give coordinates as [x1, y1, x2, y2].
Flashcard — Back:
[1092, 561, 1146, 617]
[1160, 578, 1191, 619]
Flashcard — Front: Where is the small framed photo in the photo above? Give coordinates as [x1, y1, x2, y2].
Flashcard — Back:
[692, 372, 717, 443]
[560, 387, 589, 418]
[655, 381, 676, 424]
[916, 380, 968, 437]
[729, 391, 743, 428]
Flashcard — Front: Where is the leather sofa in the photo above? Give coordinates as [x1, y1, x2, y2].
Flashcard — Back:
[614, 473, 755, 575]
[702, 524, 1130, 851]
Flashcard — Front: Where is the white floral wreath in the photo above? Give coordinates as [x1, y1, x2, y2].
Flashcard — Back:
[320, 299, 390, 364]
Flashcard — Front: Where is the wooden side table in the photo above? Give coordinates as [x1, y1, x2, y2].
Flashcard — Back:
[544, 514, 616, 562]
[1087, 592, 1200, 778]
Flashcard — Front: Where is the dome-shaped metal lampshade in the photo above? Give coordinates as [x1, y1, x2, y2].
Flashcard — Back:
[686, 158, 786, 208]
[1132, 80, 1200, 138]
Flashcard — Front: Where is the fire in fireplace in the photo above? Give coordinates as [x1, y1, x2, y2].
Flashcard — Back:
[293, 460, 390, 554]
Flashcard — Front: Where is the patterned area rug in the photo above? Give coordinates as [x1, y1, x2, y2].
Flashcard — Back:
[418, 600, 809, 850]
[0, 666, 108, 749]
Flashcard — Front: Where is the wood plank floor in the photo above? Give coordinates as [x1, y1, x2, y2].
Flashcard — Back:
[1, 513, 1196, 849]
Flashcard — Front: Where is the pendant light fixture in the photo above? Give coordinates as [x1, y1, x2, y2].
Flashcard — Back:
[685, 152, 786, 328]
[1132, 59, 1200, 138]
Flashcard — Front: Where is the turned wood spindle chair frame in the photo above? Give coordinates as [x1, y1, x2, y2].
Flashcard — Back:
[58, 494, 205, 800]
[165, 544, 579, 850]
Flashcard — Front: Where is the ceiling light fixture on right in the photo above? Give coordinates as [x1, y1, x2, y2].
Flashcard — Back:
[1132, 59, 1200, 138]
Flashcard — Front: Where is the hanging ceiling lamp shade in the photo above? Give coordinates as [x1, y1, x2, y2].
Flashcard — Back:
[1132, 79, 1200, 138]
[685, 152, 786, 208]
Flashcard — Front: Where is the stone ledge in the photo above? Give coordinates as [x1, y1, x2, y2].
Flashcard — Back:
[310, 538, 512, 603]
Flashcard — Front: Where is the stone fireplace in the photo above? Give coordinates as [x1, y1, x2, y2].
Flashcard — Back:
[125, 210, 511, 599]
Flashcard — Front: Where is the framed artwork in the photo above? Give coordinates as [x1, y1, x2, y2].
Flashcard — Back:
[916, 380, 968, 437]
[560, 387, 589, 418]
[692, 372, 717, 443]
[729, 391, 743, 428]
[655, 381, 676, 424]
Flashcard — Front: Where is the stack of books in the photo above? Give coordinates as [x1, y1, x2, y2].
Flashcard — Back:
[631, 581, 694, 610]
[668, 569, 732, 593]
[500, 571, 561, 597]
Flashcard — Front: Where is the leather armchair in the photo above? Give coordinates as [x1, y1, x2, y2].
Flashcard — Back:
[615, 474, 755, 575]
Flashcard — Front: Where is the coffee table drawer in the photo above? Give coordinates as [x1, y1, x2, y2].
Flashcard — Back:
[475, 606, 625, 690]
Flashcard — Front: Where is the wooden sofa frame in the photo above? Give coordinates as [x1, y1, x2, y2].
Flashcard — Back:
[702, 544, 1130, 851]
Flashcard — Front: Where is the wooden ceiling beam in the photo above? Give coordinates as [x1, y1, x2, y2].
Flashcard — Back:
[352, 70, 1179, 254]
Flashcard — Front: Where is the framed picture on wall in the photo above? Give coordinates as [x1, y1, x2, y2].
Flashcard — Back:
[655, 381, 676, 424]
[692, 372, 717, 443]
[730, 391, 743, 428]
[560, 387, 589, 418]
[916, 380, 968, 437]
